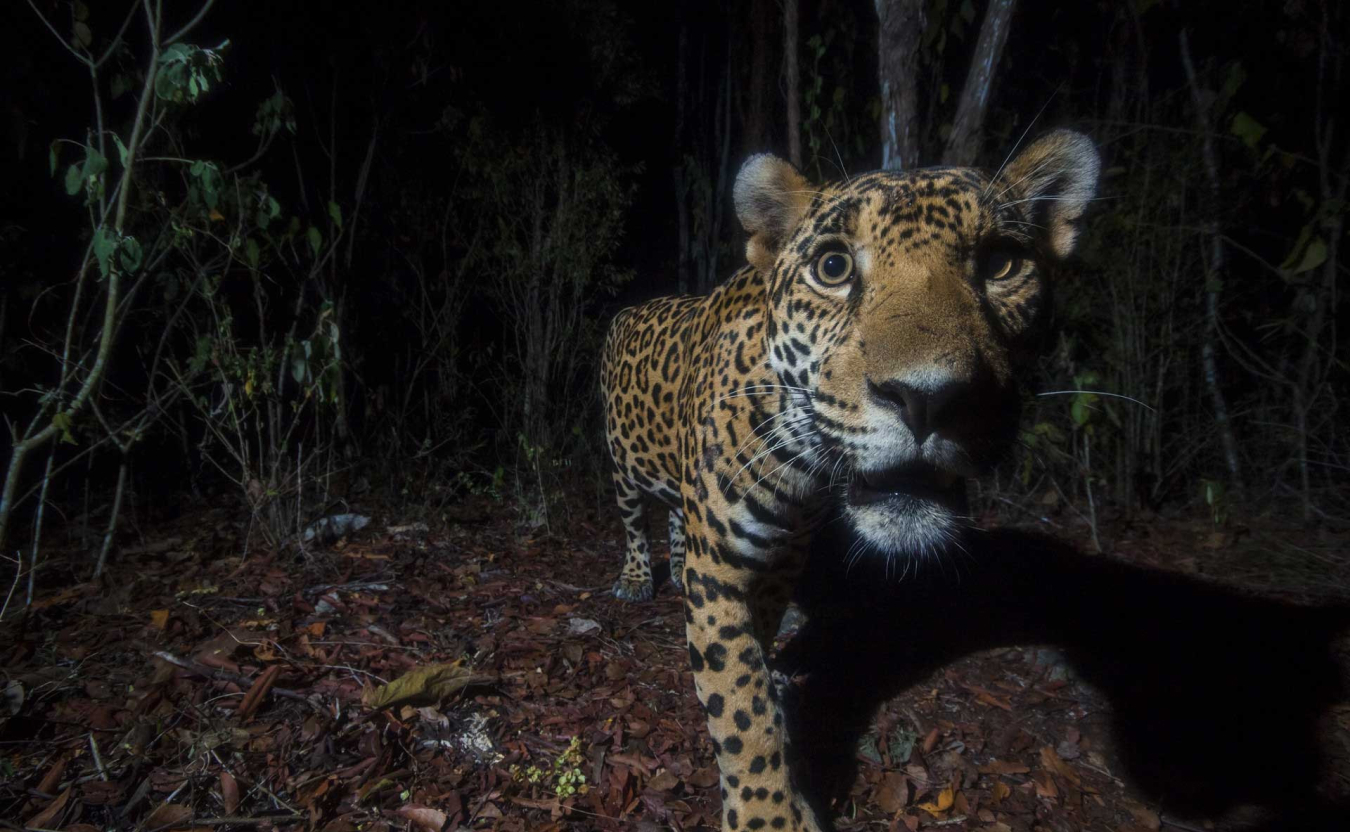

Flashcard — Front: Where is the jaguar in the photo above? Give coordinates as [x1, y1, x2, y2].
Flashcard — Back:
[600, 129, 1099, 830]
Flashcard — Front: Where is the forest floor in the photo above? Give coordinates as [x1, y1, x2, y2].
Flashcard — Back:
[3, 489, 1350, 832]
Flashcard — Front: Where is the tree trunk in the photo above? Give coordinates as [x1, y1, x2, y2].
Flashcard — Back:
[1178, 30, 1245, 498]
[875, 0, 925, 170]
[745, 0, 774, 156]
[943, 0, 1018, 166]
[673, 22, 692, 295]
[784, 0, 802, 168]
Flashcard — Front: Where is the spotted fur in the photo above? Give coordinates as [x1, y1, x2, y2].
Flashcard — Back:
[601, 130, 1099, 830]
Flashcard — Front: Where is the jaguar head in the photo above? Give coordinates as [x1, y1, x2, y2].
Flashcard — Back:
[733, 130, 1099, 557]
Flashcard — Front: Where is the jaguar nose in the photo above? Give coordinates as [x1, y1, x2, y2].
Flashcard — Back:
[867, 377, 965, 445]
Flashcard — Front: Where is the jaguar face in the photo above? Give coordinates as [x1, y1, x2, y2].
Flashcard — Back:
[734, 130, 1100, 557]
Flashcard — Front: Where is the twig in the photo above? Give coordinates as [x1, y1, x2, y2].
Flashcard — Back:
[88, 732, 107, 780]
[149, 650, 319, 711]
[302, 581, 391, 597]
[1160, 816, 1210, 832]
[171, 819, 304, 827]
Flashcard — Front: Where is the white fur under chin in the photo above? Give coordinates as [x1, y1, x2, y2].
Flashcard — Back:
[844, 495, 964, 558]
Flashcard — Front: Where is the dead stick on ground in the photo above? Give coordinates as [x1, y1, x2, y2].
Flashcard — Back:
[150, 650, 319, 711]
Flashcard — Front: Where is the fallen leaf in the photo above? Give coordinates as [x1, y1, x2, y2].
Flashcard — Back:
[362, 662, 476, 709]
[26, 785, 72, 828]
[1033, 770, 1058, 800]
[36, 756, 68, 794]
[978, 760, 1030, 775]
[921, 727, 940, 754]
[1122, 798, 1161, 830]
[567, 617, 601, 635]
[1039, 746, 1082, 787]
[150, 609, 170, 630]
[916, 785, 954, 816]
[146, 802, 193, 828]
[687, 767, 719, 789]
[875, 772, 909, 814]
[237, 665, 281, 722]
[963, 683, 1013, 711]
[990, 781, 1011, 804]
[395, 804, 448, 832]
[220, 770, 239, 815]
[648, 770, 679, 791]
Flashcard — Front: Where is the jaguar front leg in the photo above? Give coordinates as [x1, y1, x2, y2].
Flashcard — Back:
[683, 522, 823, 832]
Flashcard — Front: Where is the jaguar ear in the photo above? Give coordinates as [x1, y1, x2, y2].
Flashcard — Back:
[995, 129, 1100, 258]
[734, 153, 812, 272]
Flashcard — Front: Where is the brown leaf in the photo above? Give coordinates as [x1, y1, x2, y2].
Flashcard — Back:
[80, 779, 125, 805]
[990, 781, 1012, 804]
[394, 804, 448, 832]
[26, 785, 71, 828]
[648, 770, 679, 792]
[920, 727, 940, 754]
[1122, 799, 1161, 830]
[237, 665, 281, 722]
[36, 756, 68, 794]
[874, 772, 909, 815]
[1033, 770, 1058, 800]
[687, 767, 719, 789]
[978, 760, 1030, 775]
[150, 609, 170, 630]
[963, 683, 1014, 712]
[219, 770, 239, 815]
[1039, 746, 1082, 787]
[146, 802, 193, 828]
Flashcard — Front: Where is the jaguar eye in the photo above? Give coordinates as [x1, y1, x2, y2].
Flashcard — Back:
[983, 250, 1022, 281]
[816, 251, 854, 285]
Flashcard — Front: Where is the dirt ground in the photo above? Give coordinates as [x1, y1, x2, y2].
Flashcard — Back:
[3, 493, 1348, 832]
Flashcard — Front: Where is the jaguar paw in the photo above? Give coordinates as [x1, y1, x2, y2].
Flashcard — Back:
[612, 577, 655, 602]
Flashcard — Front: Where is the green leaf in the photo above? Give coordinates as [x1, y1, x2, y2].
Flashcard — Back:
[1281, 235, 1327, 278]
[112, 134, 129, 168]
[93, 227, 119, 278]
[1230, 111, 1266, 150]
[244, 238, 260, 268]
[111, 73, 131, 100]
[327, 200, 343, 230]
[64, 163, 82, 195]
[52, 412, 77, 445]
[1071, 398, 1090, 427]
[49, 141, 60, 176]
[83, 147, 107, 181]
[1219, 61, 1246, 104]
[119, 236, 143, 272]
[306, 226, 322, 259]
[959, 0, 975, 24]
[291, 344, 308, 385]
[188, 335, 212, 374]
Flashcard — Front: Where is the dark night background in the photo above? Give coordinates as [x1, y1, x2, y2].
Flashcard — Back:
[1, 1, 1348, 830]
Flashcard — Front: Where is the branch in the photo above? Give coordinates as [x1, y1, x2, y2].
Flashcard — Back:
[164, 0, 216, 46]
[25, 0, 91, 66]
